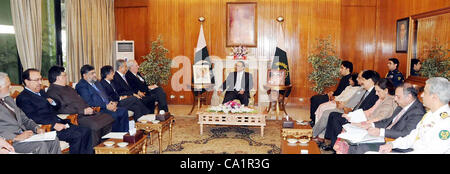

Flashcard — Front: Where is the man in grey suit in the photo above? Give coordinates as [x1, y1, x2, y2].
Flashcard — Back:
[348, 83, 425, 154]
[0, 72, 60, 154]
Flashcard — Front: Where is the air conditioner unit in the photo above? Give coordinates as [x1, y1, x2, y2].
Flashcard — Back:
[115, 40, 135, 60]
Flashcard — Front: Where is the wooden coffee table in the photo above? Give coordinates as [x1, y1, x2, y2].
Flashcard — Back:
[94, 137, 147, 154]
[197, 109, 266, 137]
[281, 118, 313, 140]
[280, 139, 321, 154]
[135, 116, 175, 154]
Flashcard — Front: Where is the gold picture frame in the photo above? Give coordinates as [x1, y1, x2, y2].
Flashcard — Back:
[226, 2, 257, 47]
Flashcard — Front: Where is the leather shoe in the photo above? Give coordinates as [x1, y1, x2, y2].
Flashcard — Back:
[321, 144, 334, 151]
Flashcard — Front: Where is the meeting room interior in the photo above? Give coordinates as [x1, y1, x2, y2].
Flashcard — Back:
[0, 0, 449, 157]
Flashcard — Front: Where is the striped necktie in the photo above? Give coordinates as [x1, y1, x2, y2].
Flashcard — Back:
[386, 108, 408, 129]
[353, 90, 368, 111]
[91, 84, 108, 103]
[0, 98, 16, 120]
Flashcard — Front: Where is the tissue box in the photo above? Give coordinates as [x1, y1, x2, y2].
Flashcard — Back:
[156, 112, 171, 121]
[283, 121, 294, 128]
[123, 130, 144, 144]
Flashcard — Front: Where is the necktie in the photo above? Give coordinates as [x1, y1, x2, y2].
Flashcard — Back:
[353, 90, 368, 111]
[122, 75, 129, 85]
[386, 109, 407, 129]
[92, 84, 108, 103]
[0, 98, 17, 120]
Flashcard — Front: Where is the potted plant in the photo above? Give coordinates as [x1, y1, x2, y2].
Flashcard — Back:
[308, 37, 342, 94]
[419, 40, 450, 80]
[139, 35, 172, 86]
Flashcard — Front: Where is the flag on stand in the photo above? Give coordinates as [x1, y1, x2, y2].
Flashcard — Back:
[271, 23, 291, 97]
[193, 24, 214, 86]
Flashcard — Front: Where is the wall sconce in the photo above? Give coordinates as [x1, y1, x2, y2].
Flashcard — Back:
[276, 16, 284, 22]
[198, 16, 205, 22]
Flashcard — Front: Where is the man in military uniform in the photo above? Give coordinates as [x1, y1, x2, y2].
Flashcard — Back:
[386, 58, 404, 87]
[410, 59, 421, 77]
[378, 77, 450, 154]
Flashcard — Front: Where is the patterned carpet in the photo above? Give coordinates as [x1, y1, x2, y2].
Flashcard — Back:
[145, 116, 284, 154]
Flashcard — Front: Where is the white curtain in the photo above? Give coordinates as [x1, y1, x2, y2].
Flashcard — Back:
[65, 0, 116, 82]
[10, 0, 42, 70]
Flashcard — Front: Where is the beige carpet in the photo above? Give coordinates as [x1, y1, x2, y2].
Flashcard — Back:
[146, 116, 283, 154]
[144, 105, 329, 154]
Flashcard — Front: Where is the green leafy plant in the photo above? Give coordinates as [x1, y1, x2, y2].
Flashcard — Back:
[139, 35, 172, 86]
[419, 40, 450, 80]
[308, 37, 342, 94]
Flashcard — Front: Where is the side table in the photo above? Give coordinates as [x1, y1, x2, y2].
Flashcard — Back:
[135, 116, 175, 154]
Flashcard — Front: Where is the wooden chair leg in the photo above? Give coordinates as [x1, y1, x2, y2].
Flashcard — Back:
[188, 96, 197, 115]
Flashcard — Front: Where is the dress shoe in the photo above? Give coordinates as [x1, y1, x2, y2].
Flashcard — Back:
[321, 144, 334, 151]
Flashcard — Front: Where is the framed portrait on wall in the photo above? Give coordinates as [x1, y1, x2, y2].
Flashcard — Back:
[226, 2, 257, 47]
[396, 17, 410, 53]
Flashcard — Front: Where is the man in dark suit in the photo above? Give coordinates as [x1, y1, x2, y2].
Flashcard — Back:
[125, 60, 169, 113]
[217, 61, 253, 106]
[0, 72, 60, 154]
[100, 65, 151, 121]
[322, 70, 380, 151]
[76, 65, 129, 132]
[16, 69, 93, 154]
[112, 59, 161, 114]
[47, 66, 115, 146]
[309, 61, 353, 126]
[348, 83, 425, 153]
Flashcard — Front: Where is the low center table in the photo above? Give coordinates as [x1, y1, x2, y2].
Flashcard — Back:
[280, 139, 321, 154]
[281, 117, 313, 140]
[197, 109, 266, 137]
[94, 137, 147, 154]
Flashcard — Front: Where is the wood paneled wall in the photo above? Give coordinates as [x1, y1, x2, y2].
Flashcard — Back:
[416, 12, 450, 61]
[373, 0, 450, 78]
[115, 0, 450, 106]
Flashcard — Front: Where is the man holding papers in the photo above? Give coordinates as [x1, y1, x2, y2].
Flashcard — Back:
[322, 70, 380, 151]
[16, 69, 93, 154]
[378, 77, 450, 154]
[0, 72, 60, 154]
[347, 83, 425, 154]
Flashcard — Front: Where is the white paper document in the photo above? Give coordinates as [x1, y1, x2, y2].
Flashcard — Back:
[347, 109, 367, 123]
[128, 120, 136, 135]
[101, 132, 127, 139]
[19, 131, 57, 143]
[338, 124, 385, 144]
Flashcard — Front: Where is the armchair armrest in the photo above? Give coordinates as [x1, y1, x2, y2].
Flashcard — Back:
[6, 139, 13, 145]
[40, 124, 52, 132]
[385, 137, 395, 143]
[57, 114, 79, 125]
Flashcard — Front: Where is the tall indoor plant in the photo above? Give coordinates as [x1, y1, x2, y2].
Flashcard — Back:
[308, 37, 342, 94]
[139, 36, 172, 86]
[419, 40, 450, 80]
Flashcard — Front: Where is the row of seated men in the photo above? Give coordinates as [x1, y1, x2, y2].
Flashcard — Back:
[309, 59, 450, 154]
[0, 59, 169, 154]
